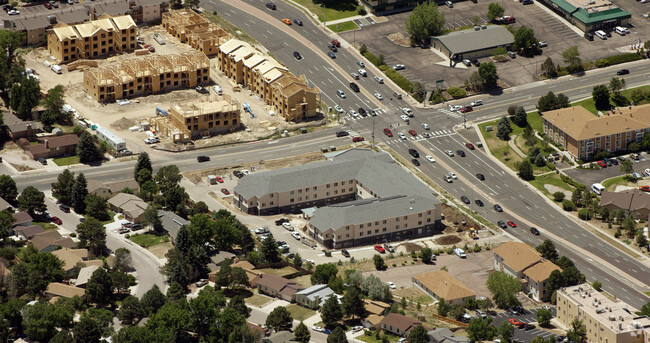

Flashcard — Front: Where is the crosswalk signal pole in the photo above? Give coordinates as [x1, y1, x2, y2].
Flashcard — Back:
[463, 113, 467, 129]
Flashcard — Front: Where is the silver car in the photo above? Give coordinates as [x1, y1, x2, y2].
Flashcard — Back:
[398, 132, 407, 140]
[374, 93, 383, 100]
[400, 115, 410, 122]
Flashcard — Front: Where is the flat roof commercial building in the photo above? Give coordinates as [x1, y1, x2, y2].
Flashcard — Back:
[431, 25, 514, 61]
[539, 0, 630, 33]
[542, 104, 650, 161]
[557, 284, 650, 343]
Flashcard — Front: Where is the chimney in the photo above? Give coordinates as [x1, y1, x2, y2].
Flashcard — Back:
[44, 139, 49, 149]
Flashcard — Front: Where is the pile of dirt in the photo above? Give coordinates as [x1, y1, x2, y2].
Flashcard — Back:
[387, 33, 411, 47]
[111, 117, 136, 130]
[399, 242, 423, 253]
[441, 204, 478, 231]
[434, 235, 462, 245]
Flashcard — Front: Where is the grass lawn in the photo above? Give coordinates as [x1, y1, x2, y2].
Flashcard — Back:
[358, 332, 402, 343]
[566, 84, 650, 116]
[529, 173, 576, 197]
[100, 211, 116, 225]
[644, 291, 650, 297]
[292, 0, 361, 22]
[245, 293, 273, 307]
[285, 304, 317, 321]
[292, 274, 312, 288]
[393, 287, 434, 305]
[327, 20, 359, 32]
[601, 175, 637, 191]
[257, 266, 298, 277]
[33, 221, 58, 230]
[53, 156, 80, 166]
[130, 234, 168, 248]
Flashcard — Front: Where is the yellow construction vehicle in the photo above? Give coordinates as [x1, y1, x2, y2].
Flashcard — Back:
[466, 228, 478, 240]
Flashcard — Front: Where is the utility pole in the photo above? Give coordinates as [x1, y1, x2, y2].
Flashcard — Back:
[372, 117, 375, 148]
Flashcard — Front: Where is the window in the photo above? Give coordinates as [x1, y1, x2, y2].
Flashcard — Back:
[367, 231, 371, 235]
[360, 232, 363, 236]
[290, 191, 294, 195]
[334, 182, 338, 186]
[383, 220, 387, 224]
[270, 201, 274, 205]
[375, 229, 379, 233]
[383, 228, 386, 232]
[290, 199, 294, 203]
[418, 213, 422, 217]
[360, 224, 364, 228]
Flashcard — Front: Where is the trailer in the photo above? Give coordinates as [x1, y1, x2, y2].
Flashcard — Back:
[153, 33, 166, 45]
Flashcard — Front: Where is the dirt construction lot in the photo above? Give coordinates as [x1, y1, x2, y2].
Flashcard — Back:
[342, 0, 647, 89]
[362, 250, 494, 299]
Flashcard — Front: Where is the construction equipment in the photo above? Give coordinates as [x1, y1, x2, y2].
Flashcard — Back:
[467, 228, 478, 239]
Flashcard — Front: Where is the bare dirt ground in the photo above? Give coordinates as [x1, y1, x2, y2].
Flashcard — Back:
[1, 142, 41, 171]
[148, 242, 173, 259]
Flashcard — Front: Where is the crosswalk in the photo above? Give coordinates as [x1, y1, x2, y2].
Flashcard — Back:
[385, 130, 456, 144]
[344, 108, 387, 121]
[438, 108, 463, 119]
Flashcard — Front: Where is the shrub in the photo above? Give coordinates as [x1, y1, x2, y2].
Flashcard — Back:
[553, 191, 566, 202]
[429, 89, 445, 104]
[578, 208, 591, 220]
[362, 51, 383, 67]
[560, 174, 585, 189]
[392, 263, 396, 267]
[446, 248, 454, 255]
[383, 68, 414, 93]
[358, 7, 367, 15]
[602, 53, 642, 67]
[70, 233, 77, 237]
[446, 87, 467, 99]
[562, 199, 576, 211]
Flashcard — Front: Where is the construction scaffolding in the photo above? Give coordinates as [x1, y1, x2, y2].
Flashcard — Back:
[83, 50, 210, 102]
[162, 10, 230, 56]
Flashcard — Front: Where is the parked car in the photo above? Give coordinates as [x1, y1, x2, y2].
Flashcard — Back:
[341, 249, 350, 257]
[421, 123, 430, 130]
[51, 216, 62, 225]
[386, 281, 396, 289]
[392, 64, 405, 70]
[59, 204, 70, 213]
[254, 227, 269, 234]
[374, 245, 385, 253]
[291, 232, 301, 240]
[144, 137, 160, 144]
[383, 243, 395, 252]
[195, 86, 209, 94]
[282, 222, 294, 231]
[275, 218, 290, 226]
[221, 188, 230, 195]
[196, 279, 208, 287]
[384, 128, 393, 137]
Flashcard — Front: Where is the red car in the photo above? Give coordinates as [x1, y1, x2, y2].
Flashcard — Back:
[466, 142, 475, 150]
[216, 176, 224, 183]
[508, 319, 525, 328]
[51, 216, 62, 225]
[331, 40, 341, 47]
[460, 106, 473, 113]
[144, 44, 151, 48]
[44, 3, 52, 9]
[352, 136, 364, 142]
[408, 130, 417, 136]
[384, 128, 393, 137]
[374, 245, 385, 253]
[597, 160, 607, 168]
[148, 46, 156, 52]
[221, 188, 230, 195]
[507, 221, 517, 228]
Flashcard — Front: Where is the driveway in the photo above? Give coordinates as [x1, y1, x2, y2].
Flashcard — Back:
[563, 152, 650, 187]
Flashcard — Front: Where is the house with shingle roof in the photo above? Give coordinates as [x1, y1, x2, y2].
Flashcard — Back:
[52, 248, 89, 276]
[3, 111, 42, 140]
[253, 273, 304, 302]
[108, 193, 147, 223]
[45, 282, 85, 299]
[601, 189, 650, 219]
[158, 210, 188, 243]
[12, 212, 33, 228]
[380, 313, 422, 337]
[412, 270, 476, 306]
[0, 197, 14, 212]
[74, 265, 101, 287]
[31, 230, 75, 252]
[23, 134, 79, 160]
[88, 179, 140, 199]
[14, 225, 45, 240]
[295, 284, 337, 309]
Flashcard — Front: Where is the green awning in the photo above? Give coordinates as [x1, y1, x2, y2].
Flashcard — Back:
[550, 0, 577, 14]
[573, 7, 631, 24]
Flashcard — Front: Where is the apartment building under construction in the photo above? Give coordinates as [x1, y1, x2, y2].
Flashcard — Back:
[83, 50, 210, 102]
[217, 39, 319, 122]
[162, 10, 230, 56]
[149, 95, 241, 142]
[47, 14, 137, 63]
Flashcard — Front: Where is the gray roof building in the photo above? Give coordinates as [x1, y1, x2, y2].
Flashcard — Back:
[158, 210, 188, 243]
[431, 25, 514, 59]
[295, 284, 337, 309]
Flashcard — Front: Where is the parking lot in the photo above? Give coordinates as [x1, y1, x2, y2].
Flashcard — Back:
[564, 152, 650, 187]
[489, 307, 560, 342]
[341, 0, 649, 89]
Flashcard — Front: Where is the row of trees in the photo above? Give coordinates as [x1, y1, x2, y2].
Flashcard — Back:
[592, 77, 628, 111]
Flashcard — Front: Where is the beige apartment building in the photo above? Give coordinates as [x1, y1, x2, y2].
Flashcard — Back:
[149, 95, 241, 142]
[233, 149, 442, 249]
[47, 14, 137, 63]
[217, 39, 319, 122]
[557, 284, 650, 343]
[542, 105, 650, 161]
[162, 10, 230, 56]
[83, 50, 210, 102]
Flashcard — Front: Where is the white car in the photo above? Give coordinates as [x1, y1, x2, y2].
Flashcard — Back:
[392, 64, 405, 70]
[349, 109, 359, 118]
[449, 172, 458, 179]
[374, 93, 383, 100]
[334, 105, 344, 114]
[144, 137, 160, 144]
[387, 282, 396, 289]
[449, 105, 462, 112]
[358, 69, 367, 76]
[645, 168, 650, 176]
[470, 99, 483, 107]
[374, 76, 384, 83]
[312, 326, 324, 332]
[291, 232, 301, 240]
[282, 222, 294, 231]
[462, 59, 471, 66]
[421, 123, 430, 130]
[8, 9, 19, 15]
[305, 259, 316, 265]
[352, 326, 364, 332]
[400, 115, 410, 122]
[402, 108, 413, 116]
[398, 132, 407, 140]
[425, 155, 435, 163]
[350, 72, 359, 80]
[445, 150, 455, 157]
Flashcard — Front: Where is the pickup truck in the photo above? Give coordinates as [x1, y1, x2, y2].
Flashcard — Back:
[383, 243, 395, 253]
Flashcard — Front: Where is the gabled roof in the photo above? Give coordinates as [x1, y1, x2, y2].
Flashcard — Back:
[218, 38, 249, 54]
[295, 284, 335, 303]
[380, 313, 422, 332]
[523, 260, 562, 282]
[46, 282, 85, 298]
[75, 265, 100, 286]
[111, 15, 136, 30]
[254, 273, 294, 292]
[413, 270, 476, 301]
[601, 189, 650, 212]
[0, 197, 12, 210]
[364, 299, 391, 315]
[158, 210, 188, 241]
[108, 193, 143, 207]
[52, 248, 89, 271]
[12, 212, 33, 225]
[14, 225, 44, 239]
[32, 230, 75, 251]
[493, 242, 542, 273]
[42, 134, 79, 148]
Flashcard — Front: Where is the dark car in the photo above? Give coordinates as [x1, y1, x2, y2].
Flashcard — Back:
[349, 82, 359, 92]
[497, 220, 507, 229]
[293, 51, 302, 60]
[293, 18, 303, 25]
[530, 227, 540, 235]
[233, 170, 244, 178]
[471, 59, 480, 67]
[408, 149, 420, 158]
[327, 52, 336, 59]
[461, 196, 470, 204]
[197, 156, 210, 162]
[358, 108, 367, 116]
[524, 324, 536, 331]
[476, 173, 485, 180]
[327, 44, 337, 52]
[412, 159, 420, 166]
[617, 69, 630, 75]
[475, 199, 484, 207]
[265, 2, 276, 9]
[195, 86, 209, 94]
[341, 249, 350, 257]
[494, 204, 503, 212]
[336, 130, 349, 137]
[59, 204, 71, 213]
[456, 150, 466, 157]
[275, 218, 290, 226]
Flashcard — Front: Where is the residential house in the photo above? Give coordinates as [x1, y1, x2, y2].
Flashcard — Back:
[262, 331, 295, 343]
[542, 105, 650, 161]
[254, 274, 304, 302]
[428, 327, 471, 343]
[245, 322, 266, 338]
[230, 261, 258, 287]
[74, 265, 101, 287]
[31, 230, 76, 253]
[158, 210, 188, 243]
[15, 225, 45, 240]
[601, 189, 650, 219]
[362, 299, 391, 329]
[12, 212, 33, 228]
[107, 193, 147, 223]
[295, 284, 336, 309]
[23, 134, 80, 160]
[380, 313, 422, 337]
[557, 284, 650, 343]
[3, 112, 43, 141]
[87, 179, 140, 200]
[0, 197, 13, 212]
[493, 242, 562, 301]
[207, 251, 236, 272]
[52, 248, 102, 277]
[412, 270, 476, 306]
[45, 282, 85, 299]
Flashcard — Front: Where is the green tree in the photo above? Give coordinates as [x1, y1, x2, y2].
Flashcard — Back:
[85, 267, 113, 307]
[513, 27, 538, 56]
[141, 205, 162, 232]
[140, 285, 166, 315]
[76, 217, 106, 256]
[0, 31, 25, 93]
[76, 131, 100, 163]
[450, 304, 466, 321]
[437, 298, 450, 316]
[8, 250, 64, 297]
[553, 192, 566, 202]
[43, 85, 69, 125]
[22, 302, 73, 342]
[499, 321, 514, 342]
[113, 248, 132, 273]
[420, 247, 433, 263]
[512, 106, 528, 128]
[536, 240, 559, 262]
[112, 270, 132, 294]
[592, 85, 611, 111]
[74, 313, 102, 343]
[321, 294, 343, 328]
[10, 77, 41, 120]
[342, 287, 366, 319]
[620, 158, 634, 175]
[467, 317, 497, 342]
[51, 169, 75, 206]
[408, 325, 430, 343]
[562, 46, 582, 73]
[541, 57, 557, 78]
[265, 306, 293, 331]
[228, 295, 251, 318]
[628, 142, 641, 152]
[166, 281, 186, 300]
[0, 175, 18, 204]
[519, 160, 534, 181]
[183, 0, 199, 9]
[406, 1, 445, 44]
[193, 201, 209, 214]
[537, 308, 552, 326]
[312, 263, 338, 284]
[546, 270, 563, 297]
[487, 271, 522, 309]
[293, 252, 303, 267]
[70, 173, 88, 214]
[623, 214, 636, 236]
[567, 319, 587, 343]
[497, 116, 512, 140]
[17, 186, 46, 215]
[134, 152, 152, 183]
[50, 329, 73, 343]
[637, 233, 648, 249]
[0, 210, 16, 242]
[638, 302, 650, 317]
[487, 3, 505, 21]
[84, 194, 109, 221]
[373, 254, 386, 270]
[478, 62, 498, 89]
[260, 236, 281, 263]
[609, 77, 626, 95]
[295, 321, 311, 343]
[327, 327, 348, 343]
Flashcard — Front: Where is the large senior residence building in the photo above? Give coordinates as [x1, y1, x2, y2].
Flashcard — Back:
[233, 149, 442, 249]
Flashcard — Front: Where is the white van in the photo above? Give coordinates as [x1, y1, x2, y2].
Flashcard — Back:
[591, 183, 605, 195]
[453, 248, 466, 258]
[615, 27, 627, 36]
[50, 64, 62, 74]
[595, 30, 607, 40]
